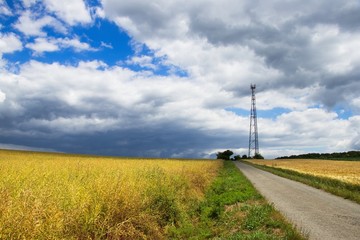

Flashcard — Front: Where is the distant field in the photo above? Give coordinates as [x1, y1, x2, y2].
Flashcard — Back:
[249, 159, 360, 185]
[0, 150, 304, 239]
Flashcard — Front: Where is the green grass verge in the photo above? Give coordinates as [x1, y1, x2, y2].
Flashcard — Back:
[245, 161, 360, 204]
[168, 161, 306, 240]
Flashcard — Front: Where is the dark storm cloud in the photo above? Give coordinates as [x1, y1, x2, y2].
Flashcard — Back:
[189, 15, 283, 46]
[351, 135, 360, 150]
[0, 56, 249, 157]
[298, 2, 360, 32]
[0, 121, 247, 158]
[314, 74, 360, 109]
[189, 14, 299, 72]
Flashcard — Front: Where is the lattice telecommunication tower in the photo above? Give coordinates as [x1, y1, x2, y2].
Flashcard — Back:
[248, 84, 259, 158]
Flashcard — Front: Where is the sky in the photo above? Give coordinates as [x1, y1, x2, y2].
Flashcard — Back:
[0, 0, 360, 159]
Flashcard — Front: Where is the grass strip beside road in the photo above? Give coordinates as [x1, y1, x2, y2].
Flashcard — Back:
[170, 161, 305, 239]
[244, 161, 360, 204]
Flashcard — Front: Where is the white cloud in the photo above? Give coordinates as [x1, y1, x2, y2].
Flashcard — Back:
[21, 0, 38, 8]
[25, 37, 59, 53]
[0, 89, 5, 102]
[0, 0, 11, 15]
[25, 37, 93, 54]
[0, 143, 57, 152]
[126, 55, 157, 70]
[59, 37, 93, 51]
[349, 116, 360, 150]
[23, 116, 119, 134]
[258, 108, 353, 156]
[255, 87, 317, 111]
[100, 41, 112, 49]
[93, 6, 105, 19]
[351, 97, 360, 113]
[0, 60, 236, 134]
[0, 33, 23, 53]
[307, 24, 360, 74]
[349, 116, 360, 134]
[14, 10, 67, 37]
[43, 0, 92, 25]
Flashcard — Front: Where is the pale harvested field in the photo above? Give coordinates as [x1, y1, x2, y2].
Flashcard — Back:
[248, 159, 360, 185]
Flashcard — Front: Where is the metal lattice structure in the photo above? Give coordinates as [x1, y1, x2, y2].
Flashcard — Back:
[248, 84, 259, 158]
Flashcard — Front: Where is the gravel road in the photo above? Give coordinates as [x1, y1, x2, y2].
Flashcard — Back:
[235, 161, 360, 240]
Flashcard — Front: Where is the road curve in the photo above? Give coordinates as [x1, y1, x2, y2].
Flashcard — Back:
[235, 161, 360, 240]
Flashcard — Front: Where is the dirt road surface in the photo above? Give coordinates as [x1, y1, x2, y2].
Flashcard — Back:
[235, 161, 360, 240]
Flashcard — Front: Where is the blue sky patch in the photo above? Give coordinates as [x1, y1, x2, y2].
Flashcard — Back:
[226, 107, 291, 119]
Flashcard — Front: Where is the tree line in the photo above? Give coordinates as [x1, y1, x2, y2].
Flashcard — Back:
[216, 150, 264, 160]
[276, 151, 360, 161]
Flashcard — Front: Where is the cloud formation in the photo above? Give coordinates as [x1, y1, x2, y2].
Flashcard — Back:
[102, 0, 360, 104]
[25, 37, 93, 54]
[0, 0, 359, 158]
[43, 0, 92, 25]
[0, 32, 22, 53]
[14, 10, 66, 36]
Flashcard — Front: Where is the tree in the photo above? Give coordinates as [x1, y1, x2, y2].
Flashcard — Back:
[254, 153, 264, 159]
[241, 154, 248, 159]
[232, 155, 241, 161]
[216, 150, 234, 160]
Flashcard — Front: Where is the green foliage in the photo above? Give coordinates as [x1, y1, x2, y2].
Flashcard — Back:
[276, 150, 360, 160]
[253, 153, 264, 159]
[216, 150, 234, 160]
[170, 161, 306, 240]
[243, 205, 273, 231]
[148, 185, 181, 227]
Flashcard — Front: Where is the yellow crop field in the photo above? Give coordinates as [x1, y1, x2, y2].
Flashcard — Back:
[249, 159, 360, 185]
[0, 150, 222, 239]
